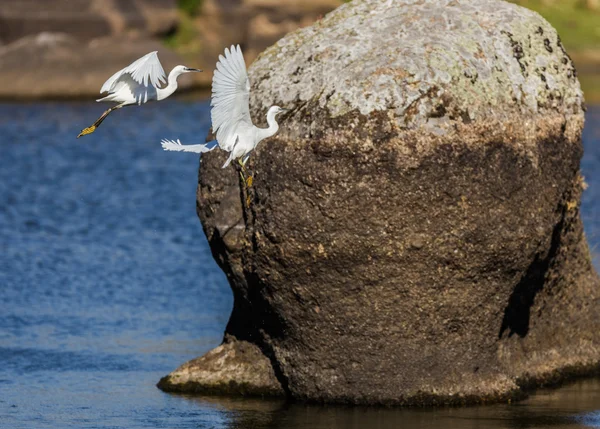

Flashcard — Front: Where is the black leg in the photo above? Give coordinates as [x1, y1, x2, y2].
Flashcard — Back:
[77, 105, 120, 138]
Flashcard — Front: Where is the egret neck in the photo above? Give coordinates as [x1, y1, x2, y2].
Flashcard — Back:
[256, 107, 281, 143]
[157, 67, 185, 101]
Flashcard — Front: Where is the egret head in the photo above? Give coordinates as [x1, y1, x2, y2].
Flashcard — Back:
[269, 106, 290, 117]
[172, 65, 203, 76]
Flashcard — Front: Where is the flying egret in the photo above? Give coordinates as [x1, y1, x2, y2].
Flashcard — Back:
[161, 44, 289, 185]
[77, 51, 202, 138]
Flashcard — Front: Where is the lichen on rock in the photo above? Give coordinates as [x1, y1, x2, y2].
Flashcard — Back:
[159, 0, 600, 405]
[250, 0, 582, 128]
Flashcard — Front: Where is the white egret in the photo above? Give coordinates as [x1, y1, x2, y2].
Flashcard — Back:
[161, 44, 289, 184]
[77, 51, 202, 138]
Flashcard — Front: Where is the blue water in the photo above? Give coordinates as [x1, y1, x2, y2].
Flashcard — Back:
[0, 100, 599, 429]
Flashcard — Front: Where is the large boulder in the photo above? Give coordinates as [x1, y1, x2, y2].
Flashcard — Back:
[159, 0, 600, 405]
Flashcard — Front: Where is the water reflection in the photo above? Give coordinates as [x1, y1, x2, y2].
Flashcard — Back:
[175, 378, 600, 429]
[580, 412, 600, 428]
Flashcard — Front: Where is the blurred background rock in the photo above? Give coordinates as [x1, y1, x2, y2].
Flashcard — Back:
[0, 0, 597, 101]
[165, 0, 341, 85]
[0, 0, 186, 99]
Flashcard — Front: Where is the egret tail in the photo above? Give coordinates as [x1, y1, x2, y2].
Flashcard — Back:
[160, 139, 217, 153]
[222, 154, 234, 169]
[77, 104, 124, 138]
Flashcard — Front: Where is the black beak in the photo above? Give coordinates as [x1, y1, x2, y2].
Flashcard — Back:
[281, 108, 291, 113]
[186, 68, 203, 72]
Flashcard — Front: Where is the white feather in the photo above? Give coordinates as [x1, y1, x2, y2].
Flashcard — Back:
[159, 45, 286, 167]
[161, 139, 217, 153]
[210, 45, 251, 152]
[100, 51, 166, 94]
[78, 52, 201, 138]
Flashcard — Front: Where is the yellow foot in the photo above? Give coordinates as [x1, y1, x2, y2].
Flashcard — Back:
[77, 125, 96, 138]
[246, 195, 251, 207]
[246, 176, 253, 187]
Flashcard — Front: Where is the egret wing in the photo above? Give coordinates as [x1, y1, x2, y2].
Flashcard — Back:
[100, 51, 166, 93]
[101, 73, 156, 105]
[210, 45, 251, 152]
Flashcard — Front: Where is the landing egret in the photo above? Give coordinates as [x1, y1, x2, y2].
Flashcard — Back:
[77, 51, 202, 138]
[161, 44, 289, 185]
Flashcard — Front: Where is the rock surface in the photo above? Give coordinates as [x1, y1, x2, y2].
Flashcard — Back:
[157, 336, 284, 396]
[160, 0, 600, 405]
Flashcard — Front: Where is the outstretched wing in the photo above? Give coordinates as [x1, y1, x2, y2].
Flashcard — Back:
[210, 45, 251, 152]
[100, 51, 166, 94]
[161, 139, 218, 154]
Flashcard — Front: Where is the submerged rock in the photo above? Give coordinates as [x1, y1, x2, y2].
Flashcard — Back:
[157, 336, 284, 396]
[160, 0, 600, 405]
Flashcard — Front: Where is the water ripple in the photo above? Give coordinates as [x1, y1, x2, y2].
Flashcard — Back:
[0, 101, 599, 428]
